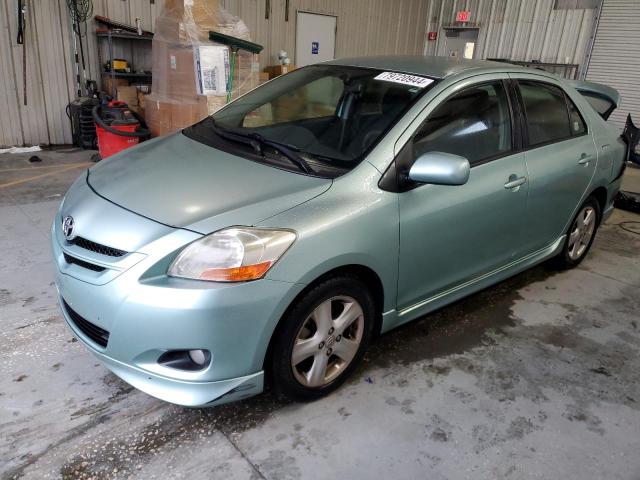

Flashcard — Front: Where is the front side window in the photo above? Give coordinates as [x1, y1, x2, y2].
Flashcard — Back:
[519, 81, 571, 146]
[412, 81, 513, 165]
[204, 66, 430, 168]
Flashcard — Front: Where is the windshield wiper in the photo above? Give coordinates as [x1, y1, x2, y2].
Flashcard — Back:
[210, 119, 262, 155]
[210, 119, 313, 174]
[247, 132, 314, 174]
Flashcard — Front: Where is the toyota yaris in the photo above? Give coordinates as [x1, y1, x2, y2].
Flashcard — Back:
[52, 57, 627, 406]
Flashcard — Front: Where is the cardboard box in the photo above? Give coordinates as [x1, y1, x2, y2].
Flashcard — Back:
[145, 95, 209, 137]
[145, 98, 172, 137]
[134, 84, 151, 94]
[137, 91, 147, 110]
[170, 97, 208, 128]
[103, 77, 129, 95]
[117, 86, 139, 107]
[207, 95, 228, 114]
[258, 72, 270, 85]
[167, 46, 199, 99]
[264, 64, 296, 79]
[158, 0, 221, 43]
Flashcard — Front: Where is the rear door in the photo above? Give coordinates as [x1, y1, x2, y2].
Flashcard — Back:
[512, 75, 597, 254]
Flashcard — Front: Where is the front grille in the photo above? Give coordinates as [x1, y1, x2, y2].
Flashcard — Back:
[69, 236, 127, 257]
[64, 253, 106, 272]
[62, 299, 110, 348]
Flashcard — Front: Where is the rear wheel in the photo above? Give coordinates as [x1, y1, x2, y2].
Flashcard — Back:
[270, 276, 374, 401]
[555, 196, 600, 269]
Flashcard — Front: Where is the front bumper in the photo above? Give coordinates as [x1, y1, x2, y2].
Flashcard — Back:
[60, 302, 264, 406]
[51, 185, 304, 407]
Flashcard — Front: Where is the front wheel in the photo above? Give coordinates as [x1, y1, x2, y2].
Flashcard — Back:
[270, 276, 375, 401]
[555, 196, 600, 269]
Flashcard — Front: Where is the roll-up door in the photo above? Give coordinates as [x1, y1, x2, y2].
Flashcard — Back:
[585, 0, 640, 130]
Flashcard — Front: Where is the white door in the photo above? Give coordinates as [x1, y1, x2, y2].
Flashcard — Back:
[295, 12, 337, 67]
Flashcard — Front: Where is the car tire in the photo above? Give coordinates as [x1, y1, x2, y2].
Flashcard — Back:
[554, 196, 601, 269]
[270, 275, 375, 401]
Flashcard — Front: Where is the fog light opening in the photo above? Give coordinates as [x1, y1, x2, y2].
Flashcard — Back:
[158, 349, 212, 371]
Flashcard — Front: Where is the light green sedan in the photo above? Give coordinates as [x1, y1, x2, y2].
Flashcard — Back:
[52, 57, 627, 406]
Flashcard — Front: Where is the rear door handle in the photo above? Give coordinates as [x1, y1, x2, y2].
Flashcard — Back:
[504, 176, 527, 189]
[578, 153, 593, 165]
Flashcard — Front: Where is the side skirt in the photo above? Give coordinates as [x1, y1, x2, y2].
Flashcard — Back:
[380, 235, 566, 333]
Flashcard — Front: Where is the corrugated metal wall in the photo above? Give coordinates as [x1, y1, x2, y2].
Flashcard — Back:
[585, 0, 640, 130]
[220, 0, 429, 66]
[1, 0, 74, 146]
[423, 0, 596, 72]
[0, 0, 598, 147]
[0, 0, 164, 147]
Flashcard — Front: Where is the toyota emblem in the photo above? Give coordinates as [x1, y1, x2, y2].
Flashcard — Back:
[62, 216, 75, 240]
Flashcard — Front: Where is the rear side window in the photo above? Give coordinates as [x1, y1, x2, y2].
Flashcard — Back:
[518, 81, 571, 146]
[413, 81, 512, 165]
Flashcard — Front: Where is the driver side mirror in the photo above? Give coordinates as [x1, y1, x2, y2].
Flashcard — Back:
[408, 152, 470, 186]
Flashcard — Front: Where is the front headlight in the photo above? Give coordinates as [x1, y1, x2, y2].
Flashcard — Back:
[168, 227, 296, 282]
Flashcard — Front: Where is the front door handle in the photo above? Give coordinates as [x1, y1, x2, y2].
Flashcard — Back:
[504, 176, 527, 189]
[578, 153, 593, 165]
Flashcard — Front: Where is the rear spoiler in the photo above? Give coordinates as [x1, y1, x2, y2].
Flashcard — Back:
[569, 80, 620, 120]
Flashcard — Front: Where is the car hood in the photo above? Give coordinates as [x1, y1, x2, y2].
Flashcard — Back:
[87, 133, 332, 234]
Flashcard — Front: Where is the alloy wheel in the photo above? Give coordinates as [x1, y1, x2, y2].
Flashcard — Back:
[567, 205, 596, 261]
[291, 295, 364, 388]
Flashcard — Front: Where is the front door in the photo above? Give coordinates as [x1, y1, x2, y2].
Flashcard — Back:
[397, 80, 528, 311]
[513, 77, 597, 253]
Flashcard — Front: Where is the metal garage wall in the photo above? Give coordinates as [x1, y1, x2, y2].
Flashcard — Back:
[585, 0, 640, 130]
[423, 0, 597, 74]
[0, 0, 599, 147]
[0, 0, 165, 148]
[0, 0, 74, 147]
[220, 0, 429, 66]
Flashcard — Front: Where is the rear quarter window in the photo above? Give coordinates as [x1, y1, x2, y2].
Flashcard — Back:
[580, 92, 615, 119]
[567, 97, 587, 136]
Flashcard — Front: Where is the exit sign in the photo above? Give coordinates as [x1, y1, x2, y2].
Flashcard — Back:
[456, 10, 470, 22]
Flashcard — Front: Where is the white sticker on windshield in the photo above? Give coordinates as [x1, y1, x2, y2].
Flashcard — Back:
[374, 72, 434, 88]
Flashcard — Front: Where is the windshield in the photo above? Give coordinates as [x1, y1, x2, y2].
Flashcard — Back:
[193, 65, 433, 173]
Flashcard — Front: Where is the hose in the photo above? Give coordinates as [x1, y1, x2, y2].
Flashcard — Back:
[617, 221, 640, 236]
[66, 0, 92, 23]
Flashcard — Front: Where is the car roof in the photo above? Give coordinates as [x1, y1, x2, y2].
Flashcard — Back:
[325, 55, 538, 79]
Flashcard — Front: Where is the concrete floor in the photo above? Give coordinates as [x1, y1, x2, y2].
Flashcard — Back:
[2, 148, 640, 480]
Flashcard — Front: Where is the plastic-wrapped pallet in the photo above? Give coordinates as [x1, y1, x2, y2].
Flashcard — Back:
[146, 0, 260, 137]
